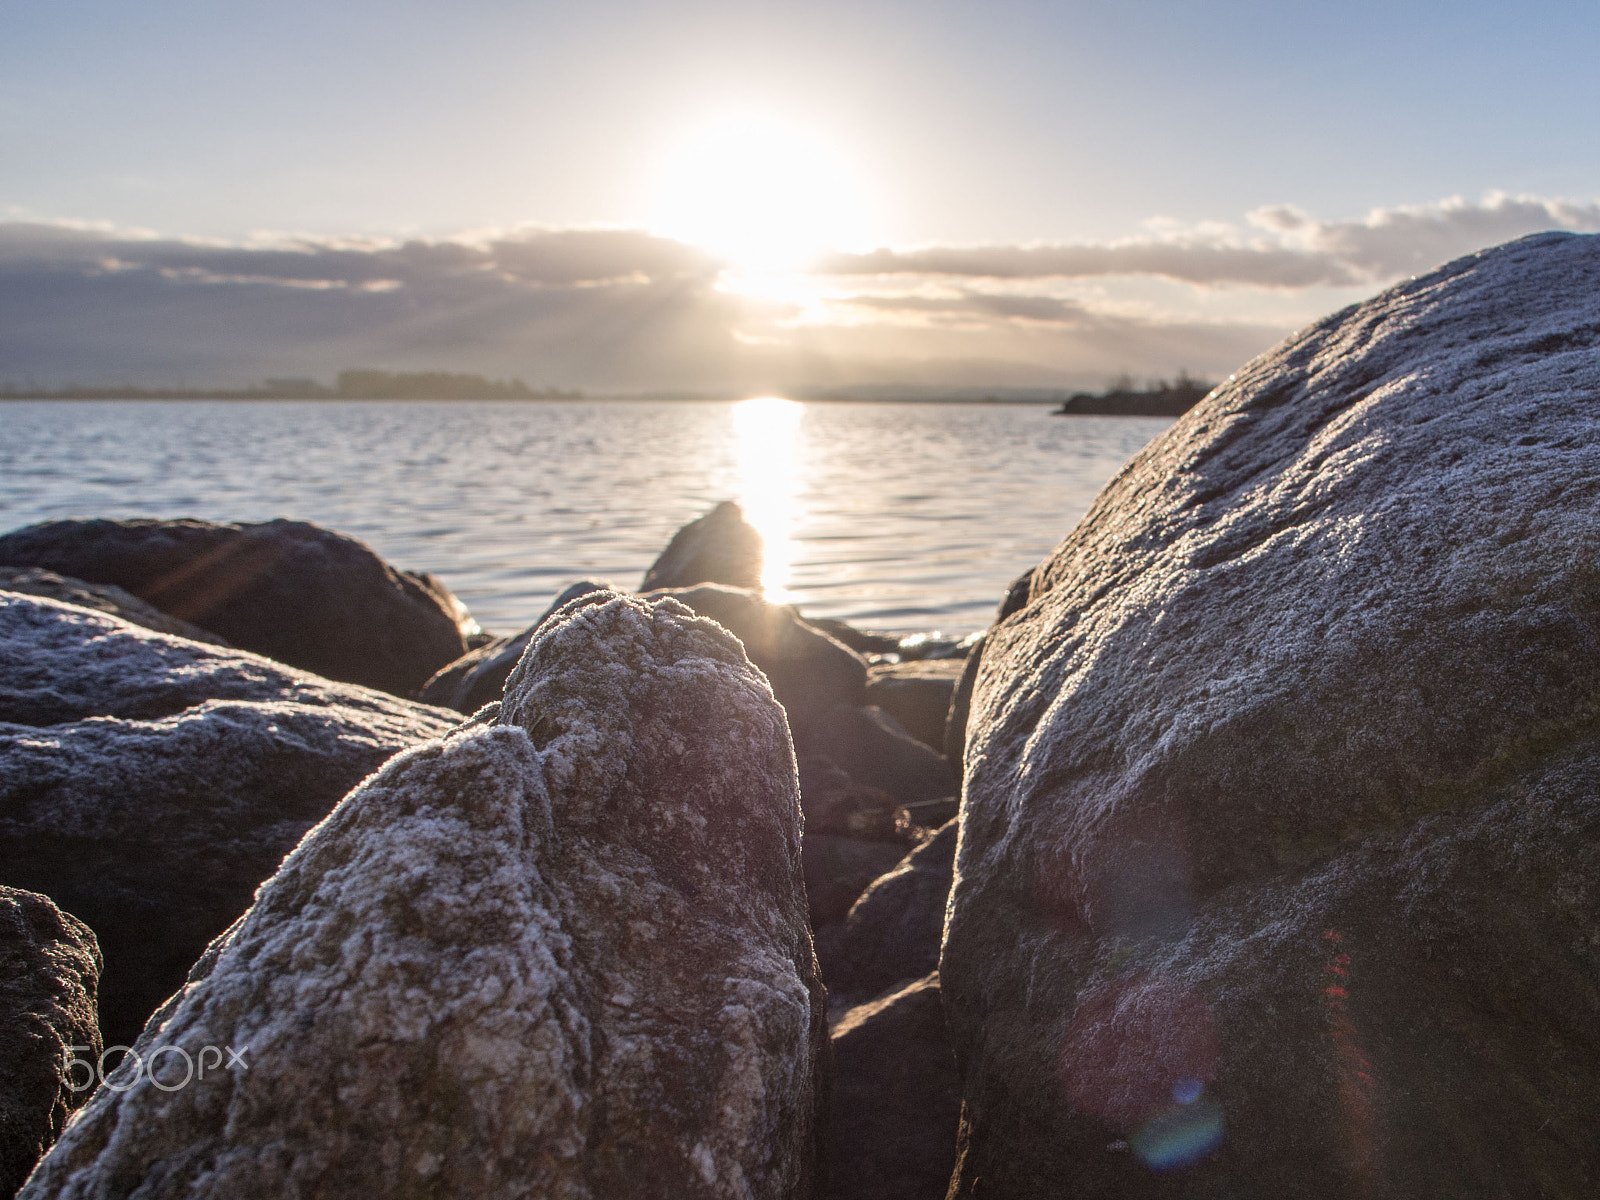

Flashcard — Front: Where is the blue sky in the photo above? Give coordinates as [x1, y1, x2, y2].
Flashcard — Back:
[4, 0, 1599, 388]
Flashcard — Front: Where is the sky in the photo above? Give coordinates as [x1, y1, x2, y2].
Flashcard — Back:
[4, 0, 1600, 391]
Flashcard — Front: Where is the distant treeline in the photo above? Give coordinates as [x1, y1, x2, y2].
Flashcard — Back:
[1053, 373, 1215, 417]
[0, 370, 584, 401]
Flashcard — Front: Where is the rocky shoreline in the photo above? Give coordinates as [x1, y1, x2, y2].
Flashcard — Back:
[5, 232, 1600, 1197]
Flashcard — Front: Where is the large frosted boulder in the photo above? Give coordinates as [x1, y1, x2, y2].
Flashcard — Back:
[0, 592, 457, 1047]
[0, 518, 473, 695]
[942, 233, 1600, 1198]
[22, 591, 828, 1199]
[0, 888, 100, 1198]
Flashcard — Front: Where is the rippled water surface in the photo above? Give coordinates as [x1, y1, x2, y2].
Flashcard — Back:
[0, 400, 1172, 636]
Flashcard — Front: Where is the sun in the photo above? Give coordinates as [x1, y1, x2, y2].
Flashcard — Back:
[649, 112, 876, 273]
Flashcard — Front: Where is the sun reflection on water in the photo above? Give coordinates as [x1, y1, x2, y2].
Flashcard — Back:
[733, 397, 804, 603]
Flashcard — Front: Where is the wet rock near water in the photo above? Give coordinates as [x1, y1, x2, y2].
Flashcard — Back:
[0, 517, 473, 696]
[21, 591, 827, 1200]
[0, 888, 101, 1199]
[0, 592, 457, 1049]
[640, 499, 764, 592]
[943, 232, 1600, 1198]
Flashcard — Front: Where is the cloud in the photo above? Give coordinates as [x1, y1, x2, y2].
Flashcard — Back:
[820, 193, 1600, 290]
[2, 194, 1595, 391]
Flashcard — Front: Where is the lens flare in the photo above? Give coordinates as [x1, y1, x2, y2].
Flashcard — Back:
[733, 397, 804, 601]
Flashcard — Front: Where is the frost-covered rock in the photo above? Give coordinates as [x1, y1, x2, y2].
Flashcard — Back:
[0, 593, 456, 1047]
[0, 517, 473, 695]
[22, 591, 828, 1200]
[943, 233, 1600, 1198]
[640, 500, 764, 592]
[0, 567, 228, 645]
[0, 888, 100, 1198]
[417, 579, 609, 711]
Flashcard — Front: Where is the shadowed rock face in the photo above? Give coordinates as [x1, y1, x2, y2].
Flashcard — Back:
[0, 593, 457, 1049]
[22, 591, 828, 1200]
[817, 820, 957, 1004]
[826, 973, 963, 1200]
[0, 518, 471, 695]
[943, 233, 1600, 1199]
[640, 501, 764, 593]
[0, 888, 100, 1198]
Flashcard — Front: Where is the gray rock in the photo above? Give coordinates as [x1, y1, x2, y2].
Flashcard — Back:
[0, 593, 456, 1049]
[656, 587, 869, 730]
[417, 580, 610, 711]
[816, 820, 957, 1003]
[21, 591, 828, 1200]
[826, 973, 962, 1200]
[0, 517, 472, 695]
[797, 704, 957, 809]
[419, 583, 869, 731]
[640, 500, 764, 592]
[943, 232, 1600, 1198]
[865, 659, 966, 750]
[0, 568, 229, 645]
[803, 835, 913, 928]
[798, 755, 902, 842]
[0, 889, 100, 1199]
[941, 635, 983, 767]
[804, 619, 902, 658]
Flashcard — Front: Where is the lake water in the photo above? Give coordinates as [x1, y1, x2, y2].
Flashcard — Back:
[0, 399, 1172, 637]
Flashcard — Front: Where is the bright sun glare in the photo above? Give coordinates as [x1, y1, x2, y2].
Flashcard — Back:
[733, 396, 804, 602]
[652, 113, 874, 273]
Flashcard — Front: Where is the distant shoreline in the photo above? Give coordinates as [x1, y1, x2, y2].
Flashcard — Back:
[0, 391, 1083, 406]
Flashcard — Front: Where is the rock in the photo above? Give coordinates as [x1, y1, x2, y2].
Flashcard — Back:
[803, 835, 913, 927]
[419, 583, 869, 729]
[0, 568, 229, 645]
[865, 659, 966, 750]
[797, 704, 957, 809]
[21, 591, 828, 1200]
[0, 888, 100, 1199]
[942, 232, 1600, 1198]
[942, 635, 984, 767]
[417, 580, 610, 711]
[805, 618, 902, 657]
[0, 592, 457, 1048]
[816, 820, 957, 1003]
[893, 632, 979, 662]
[656, 587, 869, 730]
[640, 500, 764, 592]
[826, 973, 962, 1200]
[798, 755, 903, 842]
[0, 517, 472, 695]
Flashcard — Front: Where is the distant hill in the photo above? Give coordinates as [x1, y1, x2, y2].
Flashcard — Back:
[1052, 374, 1214, 416]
